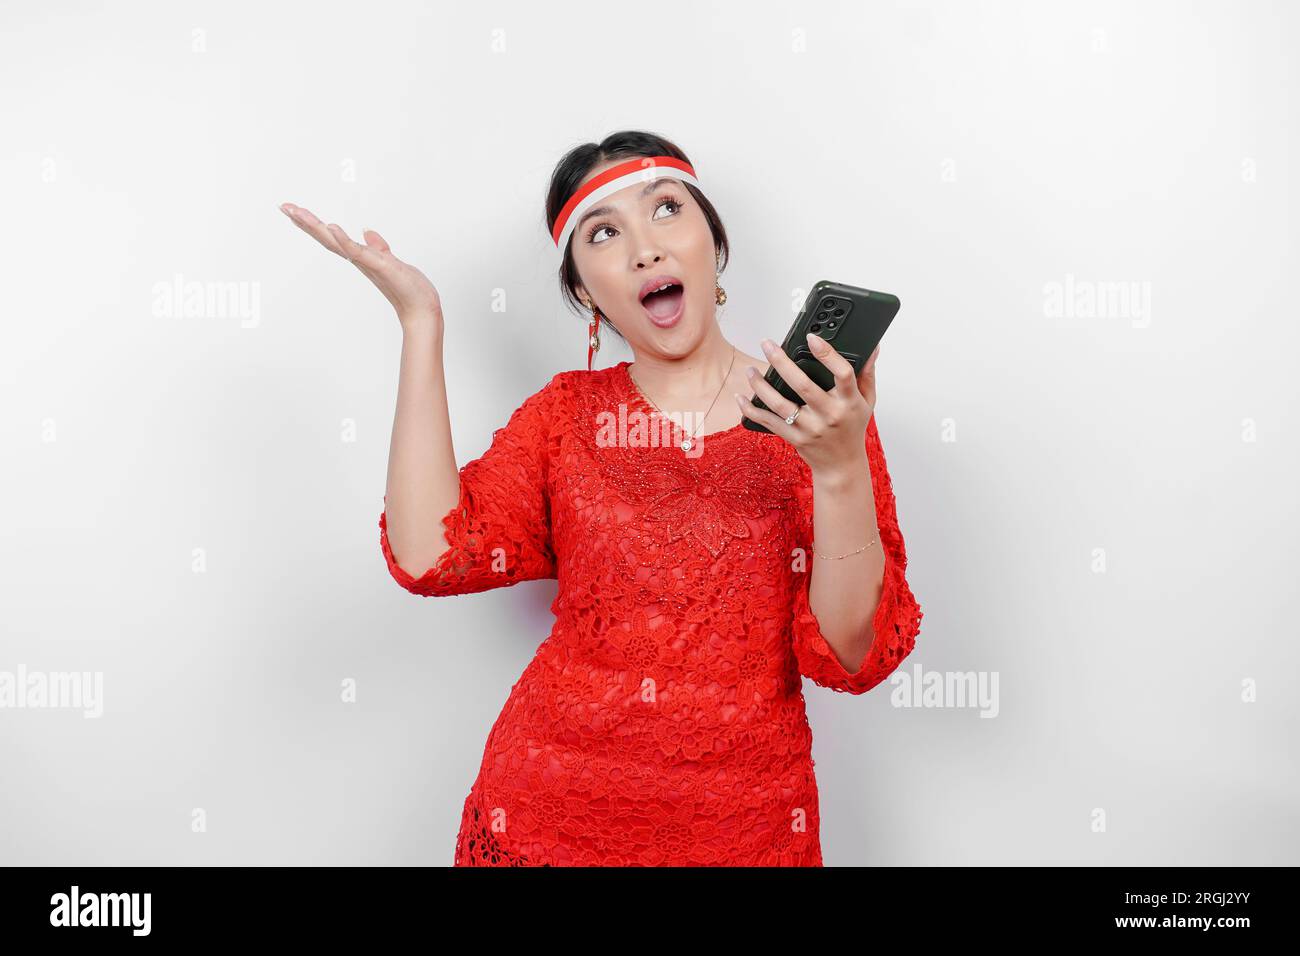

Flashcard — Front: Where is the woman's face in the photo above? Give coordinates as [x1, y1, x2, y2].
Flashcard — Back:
[568, 158, 717, 359]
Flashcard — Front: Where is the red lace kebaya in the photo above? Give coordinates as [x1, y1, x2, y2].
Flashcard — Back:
[378, 360, 923, 866]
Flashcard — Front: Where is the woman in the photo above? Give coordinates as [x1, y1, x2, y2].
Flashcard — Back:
[279, 130, 923, 866]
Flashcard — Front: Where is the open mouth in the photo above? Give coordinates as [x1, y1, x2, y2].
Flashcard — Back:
[639, 280, 685, 326]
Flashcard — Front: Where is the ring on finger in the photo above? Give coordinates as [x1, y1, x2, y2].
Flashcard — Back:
[755, 380, 802, 425]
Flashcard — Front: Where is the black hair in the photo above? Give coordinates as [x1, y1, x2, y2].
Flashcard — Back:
[544, 130, 730, 345]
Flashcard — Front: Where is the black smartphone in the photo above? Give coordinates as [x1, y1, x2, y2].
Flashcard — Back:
[742, 280, 901, 434]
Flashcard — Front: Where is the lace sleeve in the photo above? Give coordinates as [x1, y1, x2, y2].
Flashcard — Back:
[789, 413, 923, 694]
[378, 373, 563, 597]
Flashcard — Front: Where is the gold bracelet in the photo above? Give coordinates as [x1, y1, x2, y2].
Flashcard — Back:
[812, 533, 878, 560]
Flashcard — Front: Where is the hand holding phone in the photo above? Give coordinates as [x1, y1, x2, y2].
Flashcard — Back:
[742, 280, 900, 434]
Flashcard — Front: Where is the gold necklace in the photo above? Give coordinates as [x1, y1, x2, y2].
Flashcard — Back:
[627, 346, 737, 454]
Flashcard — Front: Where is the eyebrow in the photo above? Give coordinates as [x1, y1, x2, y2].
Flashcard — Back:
[573, 177, 681, 235]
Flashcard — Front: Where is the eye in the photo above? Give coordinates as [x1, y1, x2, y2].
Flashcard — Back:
[584, 194, 686, 245]
[585, 223, 615, 244]
[652, 195, 683, 220]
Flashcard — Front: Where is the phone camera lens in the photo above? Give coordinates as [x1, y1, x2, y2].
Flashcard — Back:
[816, 311, 827, 321]
[833, 308, 844, 317]
[810, 322, 821, 333]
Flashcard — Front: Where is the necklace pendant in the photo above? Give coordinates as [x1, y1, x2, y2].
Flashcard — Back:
[681, 437, 693, 453]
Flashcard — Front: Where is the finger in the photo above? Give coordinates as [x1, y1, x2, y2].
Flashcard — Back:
[859, 343, 880, 385]
[857, 345, 879, 405]
[864, 343, 880, 373]
[361, 228, 392, 254]
[761, 339, 832, 411]
[280, 203, 349, 258]
[744, 365, 801, 421]
[733, 390, 796, 441]
[805, 332, 859, 398]
[326, 223, 379, 268]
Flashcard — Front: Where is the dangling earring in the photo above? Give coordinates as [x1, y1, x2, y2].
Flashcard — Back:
[584, 298, 601, 372]
[714, 251, 727, 306]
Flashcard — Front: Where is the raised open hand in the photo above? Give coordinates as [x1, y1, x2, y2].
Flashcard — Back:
[279, 202, 442, 330]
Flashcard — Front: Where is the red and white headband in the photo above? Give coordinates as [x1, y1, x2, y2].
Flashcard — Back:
[552, 155, 701, 254]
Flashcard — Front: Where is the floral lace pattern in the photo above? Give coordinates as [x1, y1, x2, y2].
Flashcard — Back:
[379, 360, 923, 865]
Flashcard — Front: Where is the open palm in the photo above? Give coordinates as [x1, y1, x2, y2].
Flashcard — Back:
[279, 202, 441, 326]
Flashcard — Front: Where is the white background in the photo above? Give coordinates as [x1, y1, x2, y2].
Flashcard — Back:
[1, 0, 1296, 865]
